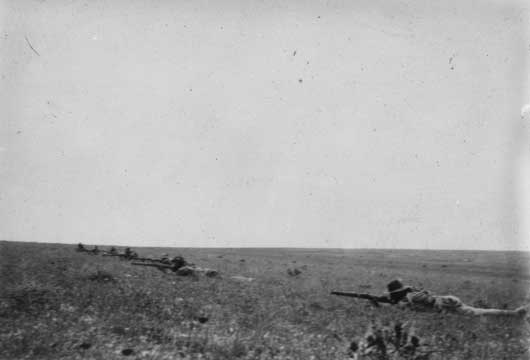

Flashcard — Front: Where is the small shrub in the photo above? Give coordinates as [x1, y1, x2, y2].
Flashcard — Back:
[205, 269, 219, 277]
[287, 268, 302, 276]
[121, 348, 134, 356]
[350, 321, 437, 359]
[87, 270, 115, 283]
[309, 302, 324, 311]
[78, 342, 92, 350]
[197, 316, 209, 324]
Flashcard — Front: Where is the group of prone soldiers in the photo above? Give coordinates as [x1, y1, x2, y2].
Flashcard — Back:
[77, 243, 525, 317]
[77, 243, 137, 259]
[76, 243, 218, 277]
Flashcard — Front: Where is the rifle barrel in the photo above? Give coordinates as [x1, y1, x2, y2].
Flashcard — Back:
[331, 291, 367, 298]
[331, 291, 392, 304]
[131, 262, 172, 268]
[135, 257, 168, 262]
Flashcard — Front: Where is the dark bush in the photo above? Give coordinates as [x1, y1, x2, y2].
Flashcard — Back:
[79, 342, 92, 350]
[121, 348, 134, 356]
[287, 268, 302, 276]
[87, 270, 116, 283]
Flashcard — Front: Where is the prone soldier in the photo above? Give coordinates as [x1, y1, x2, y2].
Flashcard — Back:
[332, 278, 527, 317]
[132, 255, 218, 277]
[132, 255, 188, 272]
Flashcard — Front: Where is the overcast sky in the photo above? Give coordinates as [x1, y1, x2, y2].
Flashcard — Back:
[1, 0, 529, 250]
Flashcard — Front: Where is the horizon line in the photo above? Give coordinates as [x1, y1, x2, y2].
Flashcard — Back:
[2, 239, 528, 253]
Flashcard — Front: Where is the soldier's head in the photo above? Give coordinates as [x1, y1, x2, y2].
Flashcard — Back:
[170, 256, 187, 269]
[387, 279, 413, 302]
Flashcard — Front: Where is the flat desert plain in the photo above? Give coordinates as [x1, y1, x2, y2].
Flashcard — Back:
[1, 241, 529, 359]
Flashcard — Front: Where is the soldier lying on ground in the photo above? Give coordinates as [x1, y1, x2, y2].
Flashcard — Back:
[386, 279, 527, 316]
[132, 256, 218, 277]
[132, 255, 188, 271]
[333, 279, 527, 317]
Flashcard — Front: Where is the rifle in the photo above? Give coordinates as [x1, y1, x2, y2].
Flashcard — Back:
[103, 253, 138, 260]
[132, 262, 176, 272]
[134, 257, 161, 262]
[330, 291, 394, 307]
[131, 263, 216, 277]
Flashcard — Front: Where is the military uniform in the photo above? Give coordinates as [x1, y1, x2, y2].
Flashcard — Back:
[387, 279, 527, 317]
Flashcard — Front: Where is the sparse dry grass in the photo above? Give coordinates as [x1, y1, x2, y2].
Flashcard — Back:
[0, 241, 529, 359]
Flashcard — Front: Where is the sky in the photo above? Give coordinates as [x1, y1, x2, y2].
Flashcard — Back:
[1, 0, 529, 250]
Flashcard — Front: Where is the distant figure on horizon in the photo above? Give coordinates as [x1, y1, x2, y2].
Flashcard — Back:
[123, 247, 138, 259]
